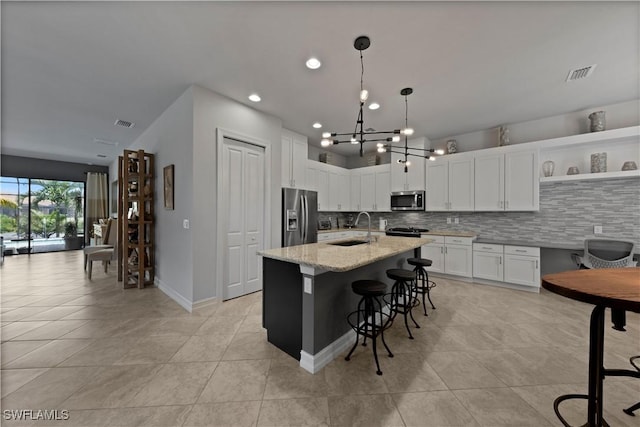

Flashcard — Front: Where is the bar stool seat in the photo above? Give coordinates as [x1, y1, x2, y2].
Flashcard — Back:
[408, 257, 437, 316]
[384, 269, 420, 339]
[345, 280, 394, 375]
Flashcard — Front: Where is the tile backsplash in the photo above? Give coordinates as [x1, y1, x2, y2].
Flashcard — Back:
[319, 178, 640, 247]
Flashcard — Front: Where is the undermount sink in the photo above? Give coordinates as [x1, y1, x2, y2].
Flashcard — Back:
[328, 239, 369, 247]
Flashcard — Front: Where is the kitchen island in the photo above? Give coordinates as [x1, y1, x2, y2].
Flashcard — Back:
[258, 235, 431, 374]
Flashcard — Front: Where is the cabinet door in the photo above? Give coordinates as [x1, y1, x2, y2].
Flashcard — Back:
[350, 173, 362, 211]
[444, 244, 472, 277]
[360, 170, 376, 211]
[505, 150, 539, 211]
[504, 254, 540, 287]
[317, 169, 329, 212]
[421, 243, 445, 273]
[375, 169, 391, 211]
[281, 132, 293, 187]
[473, 251, 504, 281]
[425, 161, 448, 211]
[475, 154, 504, 211]
[390, 151, 407, 192]
[339, 172, 350, 212]
[291, 136, 308, 189]
[448, 158, 474, 211]
[406, 156, 425, 191]
[328, 171, 341, 211]
[305, 162, 318, 192]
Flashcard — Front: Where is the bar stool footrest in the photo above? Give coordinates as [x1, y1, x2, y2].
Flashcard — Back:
[553, 394, 610, 427]
[346, 311, 393, 338]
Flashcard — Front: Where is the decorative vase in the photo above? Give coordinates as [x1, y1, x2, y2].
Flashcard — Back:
[567, 166, 580, 175]
[588, 111, 605, 132]
[542, 161, 555, 177]
[622, 161, 638, 171]
[446, 139, 458, 154]
[591, 152, 607, 173]
[498, 126, 510, 146]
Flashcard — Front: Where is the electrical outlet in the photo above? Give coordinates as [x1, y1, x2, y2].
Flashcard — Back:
[594, 225, 603, 234]
[183, 219, 190, 229]
[446, 217, 452, 224]
[454, 217, 459, 224]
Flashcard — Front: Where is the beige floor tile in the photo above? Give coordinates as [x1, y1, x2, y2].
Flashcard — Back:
[2, 307, 50, 322]
[328, 394, 404, 427]
[1, 340, 51, 366]
[184, 401, 261, 426]
[392, 391, 479, 426]
[113, 335, 188, 365]
[25, 294, 81, 307]
[3, 339, 92, 369]
[2, 366, 99, 409]
[378, 353, 448, 393]
[62, 364, 162, 409]
[195, 314, 245, 335]
[257, 397, 330, 427]
[264, 358, 329, 400]
[324, 356, 389, 396]
[198, 359, 270, 403]
[10, 319, 88, 341]
[21, 305, 84, 321]
[36, 405, 193, 427]
[453, 388, 551, 426]
[58, 337, 138, 366]
[170, 334, 235, 362]
[129, 362, 217, 406]
[424, 351, 506, 390]
[149, 316, 208, 336]
[0, 368, 48, 397]
[222, 331, 277, 360]
[59, 319, 130, 339]
[1, 321, 50, 341]
[237, 314, 265, 334]
[1, 295, 50, 307]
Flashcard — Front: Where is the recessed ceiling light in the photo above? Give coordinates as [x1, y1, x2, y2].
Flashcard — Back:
[248, 93, 261, 102]
[306, 57, 322, 70]
[368, 102, 380, 110]
[312, 122, 322, 129]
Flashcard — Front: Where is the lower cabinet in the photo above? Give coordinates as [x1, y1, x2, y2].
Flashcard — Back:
[473, 243, 540, 288]
[421, 236, 472, 278]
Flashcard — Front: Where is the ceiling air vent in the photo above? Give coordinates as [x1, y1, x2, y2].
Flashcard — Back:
[97, 154, 107, 158]
[114, 119, 135, 128]
[566, 64, 597, 82]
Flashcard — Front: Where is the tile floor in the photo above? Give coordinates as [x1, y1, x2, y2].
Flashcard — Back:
[1, 251, 639, 426]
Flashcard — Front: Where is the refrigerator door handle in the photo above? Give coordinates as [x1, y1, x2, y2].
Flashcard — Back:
[301, 194, 307, 244]
[303, 194, 309, 243]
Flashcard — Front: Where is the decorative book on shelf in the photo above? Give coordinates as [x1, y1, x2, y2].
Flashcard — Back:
[117, 149, 155, 289]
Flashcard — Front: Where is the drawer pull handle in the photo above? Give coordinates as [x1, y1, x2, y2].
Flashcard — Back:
[515, 249, 527, 253]
[482, 246, 492, 250]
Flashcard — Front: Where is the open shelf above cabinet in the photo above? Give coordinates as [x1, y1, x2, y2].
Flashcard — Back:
[540, 169, 640, 184]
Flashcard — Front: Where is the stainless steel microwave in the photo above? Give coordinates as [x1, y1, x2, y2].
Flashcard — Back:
[391, 191, 425, 211]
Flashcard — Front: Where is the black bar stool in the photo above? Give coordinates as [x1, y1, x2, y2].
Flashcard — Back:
[384, 269, 420, 339]
[345, 280, 394, 375]
[407, 257, 437, 316]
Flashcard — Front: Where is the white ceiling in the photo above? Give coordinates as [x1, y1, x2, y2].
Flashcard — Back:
[2, 2, 638, 165]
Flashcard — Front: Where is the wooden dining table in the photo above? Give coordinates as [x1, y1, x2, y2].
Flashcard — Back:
[541, 267, 640, 427]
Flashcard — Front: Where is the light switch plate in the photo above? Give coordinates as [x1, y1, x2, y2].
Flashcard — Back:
[447, 217, 452, 224]
[454, 217, 459, 224]
[594, 225, 603, 234]
[183, 219, 190, 229]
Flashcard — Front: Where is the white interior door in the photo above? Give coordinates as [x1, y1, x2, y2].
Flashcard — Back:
[222, 137, 265, 300]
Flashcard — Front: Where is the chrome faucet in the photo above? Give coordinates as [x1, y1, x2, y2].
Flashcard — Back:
[355, 211, 372, 243]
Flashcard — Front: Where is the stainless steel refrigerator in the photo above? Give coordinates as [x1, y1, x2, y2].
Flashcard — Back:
[282, 188, 318, 247]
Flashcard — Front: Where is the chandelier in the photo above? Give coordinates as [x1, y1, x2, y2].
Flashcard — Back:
[320, 36, 412, 157]
[376, 88, 444, 172]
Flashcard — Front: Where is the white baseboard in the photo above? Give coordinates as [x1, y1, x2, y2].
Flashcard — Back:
[155, 277, 193, 312]
[300, 329, 355, 374]
[473, 278, 540, 293]
[192, 296, 218, 310]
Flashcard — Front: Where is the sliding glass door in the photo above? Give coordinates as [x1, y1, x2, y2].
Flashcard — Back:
[0, 177, 85, 254]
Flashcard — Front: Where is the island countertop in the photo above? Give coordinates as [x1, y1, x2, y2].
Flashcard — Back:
[258, 235, 432, 272]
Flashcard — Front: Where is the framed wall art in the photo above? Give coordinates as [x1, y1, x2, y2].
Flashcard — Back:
[163, 164, 174, 210]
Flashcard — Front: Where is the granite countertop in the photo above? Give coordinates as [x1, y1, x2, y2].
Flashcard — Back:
[259, 235, 432, 272]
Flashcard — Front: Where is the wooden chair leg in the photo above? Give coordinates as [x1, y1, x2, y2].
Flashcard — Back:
[88, 260, 93, 280]
[84, 254, 88, 271]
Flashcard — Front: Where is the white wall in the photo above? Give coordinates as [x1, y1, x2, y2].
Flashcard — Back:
[111, 88, 195, 306]
[429, 99, 640, 152]
[191, 85, 282, 303]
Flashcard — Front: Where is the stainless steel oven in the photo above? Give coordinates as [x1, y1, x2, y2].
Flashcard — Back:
[390, 190, 425, 211]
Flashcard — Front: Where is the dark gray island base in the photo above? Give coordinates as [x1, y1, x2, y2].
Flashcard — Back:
[259, 236, 430, 373]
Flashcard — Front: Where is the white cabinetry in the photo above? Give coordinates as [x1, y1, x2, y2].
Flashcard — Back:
[475, 150, 539, 211]
[350, 172, 362, 211]
[504, 245, 540, 288]
[472, 243, 504, 281]
[281, 129, 307, 188]
[391, 137, 426, 191]
[316, 168, 329, 212]
[328, 167, 350, 211]
[421, 235, 473, 277]
[425, 156, 474, 211]
[360, 165, 391, 212]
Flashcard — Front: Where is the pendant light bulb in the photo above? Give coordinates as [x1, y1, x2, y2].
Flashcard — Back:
[322, 132, 331, 139]
[392, 135, 400, 143]
[406, 160, 411, 167]
[350, 137, 359, 144]
[435, 149, 445, 155]
[401, 127, 414, 136]
[429, 156, 436, 161]
[377, 147, 386, 153]
[321, 139, 331, 147]
[359, 89, 369, 103]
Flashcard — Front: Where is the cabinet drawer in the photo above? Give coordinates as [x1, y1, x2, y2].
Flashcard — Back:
[473, 243, 503, 254]
[423, 235, 444, 244]
[504, 245, 539, 257]
[445, 236, 473, 246]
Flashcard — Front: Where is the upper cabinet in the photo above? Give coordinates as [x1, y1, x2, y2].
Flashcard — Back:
[355, 164, 391, 212]
[475, 150, 539, 211]
[425, 155, 474, 211]
[281, 129, 308, 189]
[350, 172, 362, 211]
[391, 137, 426, 192]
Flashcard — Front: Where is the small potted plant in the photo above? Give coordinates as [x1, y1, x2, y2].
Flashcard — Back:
[64, 221, 83, 250]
